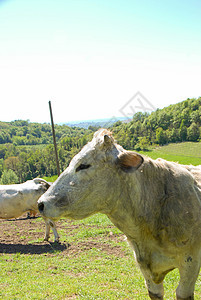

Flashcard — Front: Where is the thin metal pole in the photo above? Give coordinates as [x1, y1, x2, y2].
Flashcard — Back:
[49, 101, 60, 176]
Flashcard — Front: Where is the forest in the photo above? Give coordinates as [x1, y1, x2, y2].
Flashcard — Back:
[0, 97, 201, 183]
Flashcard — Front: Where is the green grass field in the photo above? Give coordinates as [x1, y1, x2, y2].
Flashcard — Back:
[0, 142, 201, 299]
[140, 141, 201, 165]
[43, 175, 58, 182]
[1, 214, 201, 299]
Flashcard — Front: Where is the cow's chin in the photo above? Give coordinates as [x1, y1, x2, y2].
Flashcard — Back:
[42, 207, 95, 222]
[63, 211, 96, 220]
[42, 212, 61, 222]
[40, 205, 64, 221]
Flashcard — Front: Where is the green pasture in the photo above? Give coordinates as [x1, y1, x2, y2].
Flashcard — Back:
[43, 175, 58, 182]
[140, 141, 201, 165]
[1, 142, 201, 299]
[1, 214, 201, 299]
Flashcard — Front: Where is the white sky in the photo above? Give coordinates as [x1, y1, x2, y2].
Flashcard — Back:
[0, 0, 201, 123]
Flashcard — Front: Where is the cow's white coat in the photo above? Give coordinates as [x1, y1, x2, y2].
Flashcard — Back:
[38, 129, 201, 299]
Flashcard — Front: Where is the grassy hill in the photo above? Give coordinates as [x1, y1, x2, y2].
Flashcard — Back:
[140, 142, 201, 165]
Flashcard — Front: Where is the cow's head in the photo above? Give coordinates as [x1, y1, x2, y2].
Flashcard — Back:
[38, 129, 143, 220]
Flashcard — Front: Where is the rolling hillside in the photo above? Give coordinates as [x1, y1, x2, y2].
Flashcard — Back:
[140, 142, 201, 165]
[0, 97, 200, 183]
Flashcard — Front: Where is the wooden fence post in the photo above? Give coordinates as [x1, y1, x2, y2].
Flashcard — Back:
[49, 101, 60, 177]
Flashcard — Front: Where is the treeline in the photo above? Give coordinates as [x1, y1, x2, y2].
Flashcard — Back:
[0, 97, 200, 183]
[0, 122, 93, 183]
[0, 120, 89, 145]
[113, 97, 201, 150]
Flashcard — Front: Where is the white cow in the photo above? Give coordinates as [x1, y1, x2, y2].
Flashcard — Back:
[0, 178, 59, 242]
[38, 129, 201, 300]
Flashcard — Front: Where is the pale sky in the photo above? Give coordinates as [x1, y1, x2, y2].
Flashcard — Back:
[0, 0, 201, 124]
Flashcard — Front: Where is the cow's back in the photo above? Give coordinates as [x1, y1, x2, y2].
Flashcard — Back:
[0, 185, 24, 218]
[0, 183, 39, 219]
[183, 165, 201, 189]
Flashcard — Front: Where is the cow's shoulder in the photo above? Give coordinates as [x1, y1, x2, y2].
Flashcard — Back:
[136, 158, 201, 245]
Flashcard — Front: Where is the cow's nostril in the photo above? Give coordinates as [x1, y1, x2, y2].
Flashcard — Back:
[38, 202, 44, 213]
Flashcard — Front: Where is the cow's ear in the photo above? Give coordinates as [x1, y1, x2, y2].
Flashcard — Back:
[117, 151, 144, 172]
[33, 178, 51, 189]
[104, 134, 113, 147]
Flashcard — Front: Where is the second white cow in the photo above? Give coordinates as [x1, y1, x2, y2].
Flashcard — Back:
[0, 178, 59, 242]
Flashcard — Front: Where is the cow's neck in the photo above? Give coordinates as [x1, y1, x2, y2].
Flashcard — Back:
[107, 159, 167, 240]
[107, 173, 144, 239]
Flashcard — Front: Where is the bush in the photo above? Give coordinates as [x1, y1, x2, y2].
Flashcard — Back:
[0, 169, 19, 184]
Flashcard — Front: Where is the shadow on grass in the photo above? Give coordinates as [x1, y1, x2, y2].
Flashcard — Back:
[0, 241, 69, 255]
[5, 216, 40, 221]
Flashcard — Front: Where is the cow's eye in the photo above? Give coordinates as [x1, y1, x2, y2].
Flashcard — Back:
[76, 164, 91, 172]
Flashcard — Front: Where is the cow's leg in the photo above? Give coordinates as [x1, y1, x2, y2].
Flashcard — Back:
[44, 219, 59, 242]
[128, 240, 164, 299]
[145, 278, 164, 300]
[44, 220, 50, 241]
[176, 257, 200, 300]
[138, 267, 164, 299]
[49, 219, 59, 242]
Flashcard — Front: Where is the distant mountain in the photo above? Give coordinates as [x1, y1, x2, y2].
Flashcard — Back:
[64, 117, 128, 129]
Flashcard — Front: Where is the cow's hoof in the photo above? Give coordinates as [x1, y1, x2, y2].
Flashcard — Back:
[149, 291, 163, 300]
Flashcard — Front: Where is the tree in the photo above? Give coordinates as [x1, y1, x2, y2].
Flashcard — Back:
[0, 159, 3, 177]
[156, 128, 167, 145]
[0, 169, 19, 184]
[187, 123, 200, 141]
[0, 131, 11, 144]
[4, 156, 19, 173]
[135, 137, 150, 151]
[190, 111, 200, 124]
[179, 120, 187, 141]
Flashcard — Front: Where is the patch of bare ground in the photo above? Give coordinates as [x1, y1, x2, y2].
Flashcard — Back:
[0, 214, 125, 257]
